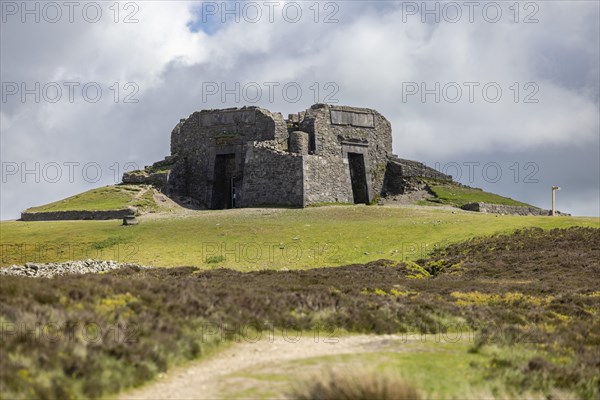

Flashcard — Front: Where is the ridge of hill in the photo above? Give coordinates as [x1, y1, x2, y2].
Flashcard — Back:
[21, 179, 541, 217]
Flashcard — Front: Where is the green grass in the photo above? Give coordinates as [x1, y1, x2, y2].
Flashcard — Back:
[306, 202, 353, 207]
[250, 340, 508, 399]
[1, 206, 597, 269]
[206, 255, 226, 264]
[24, 185, 144, 212]
[23, 184, 170, 215]
[425, 180, 534, 208]
[288, 342, 566, 400]
[129, 187, 163, 213]
[219, 339, 490, 399]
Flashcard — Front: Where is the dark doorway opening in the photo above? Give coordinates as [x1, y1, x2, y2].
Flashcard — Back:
[308, 132, 316, 153]
[212, 154, 236, 209]
[348, 153, 368, 204]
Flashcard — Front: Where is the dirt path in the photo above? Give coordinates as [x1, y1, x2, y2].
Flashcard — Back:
[132, 186, 149, 200]
[120, 334, 412, 399]
[152, 190, 183, 211]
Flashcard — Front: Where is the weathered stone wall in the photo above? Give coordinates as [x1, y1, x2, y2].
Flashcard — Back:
[390, 158, 452, 180]
[303, 155, 353, 205]
[170, 119, 186, 155]
[239, 145, 304, 207]
[21, 208, 136, 221]
[168, 107, 289, 207]
[461, 202, 550, 216]
[382, 161, 405, 195]
[383, 158, 452, 195]
[289, 131, 309, 155]
[298, 104, 392, 202]
[122, 171, 169, 192]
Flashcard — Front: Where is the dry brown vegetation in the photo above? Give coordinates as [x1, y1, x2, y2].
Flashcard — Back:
[0, 227, 598, 399]
[289, 371, 421, 400]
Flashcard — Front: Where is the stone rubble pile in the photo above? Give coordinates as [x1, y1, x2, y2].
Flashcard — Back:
[0, 259, 149, 278]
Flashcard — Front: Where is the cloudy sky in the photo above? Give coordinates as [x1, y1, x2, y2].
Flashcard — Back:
[1, 0, 599, 218]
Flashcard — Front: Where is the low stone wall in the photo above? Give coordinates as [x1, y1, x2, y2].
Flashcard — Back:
[383, 158, 451, 195]
[461, 202, 550, 216]
[21, 207, 136, 221]
[389, 158, 452, 180]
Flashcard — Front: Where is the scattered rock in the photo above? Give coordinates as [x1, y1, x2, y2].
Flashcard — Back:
[0, 259, 150, 278]
[123, 215, 139, 225]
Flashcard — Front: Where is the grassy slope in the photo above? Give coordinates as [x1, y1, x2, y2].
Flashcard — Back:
[1, 207, 598, 269]
[425, 180, 534, 208]
[23, 185, 159, 213]
[24, 177, 536, 215]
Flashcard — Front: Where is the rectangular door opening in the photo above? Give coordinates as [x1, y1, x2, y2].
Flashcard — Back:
[348, 153, 368, 204]
[212, 154, 236, 209]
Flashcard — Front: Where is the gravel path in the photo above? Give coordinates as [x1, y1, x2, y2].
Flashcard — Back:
[120, 333, 412, 400]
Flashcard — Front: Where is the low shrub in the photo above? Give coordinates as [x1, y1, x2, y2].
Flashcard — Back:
[289, 370, 420, 400]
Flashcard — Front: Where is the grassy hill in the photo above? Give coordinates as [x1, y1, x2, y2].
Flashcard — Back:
[422, 179, 534, 208]
[23, 185, 160, 213]
[23, 179, 538, 215]
[7, 180, 591, 270]
[2, 206, 597, 269]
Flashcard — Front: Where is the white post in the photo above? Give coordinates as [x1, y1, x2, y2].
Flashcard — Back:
[551, 186, 561, 216]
